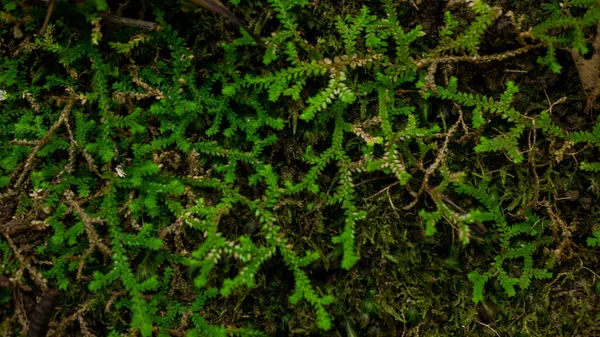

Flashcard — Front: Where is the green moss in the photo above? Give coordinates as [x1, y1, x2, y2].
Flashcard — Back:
[0, 0, 599, 335]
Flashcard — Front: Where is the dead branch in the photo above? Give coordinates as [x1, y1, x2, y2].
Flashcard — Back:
[98, 12, 162, 31]
[38, 0, 55, 36]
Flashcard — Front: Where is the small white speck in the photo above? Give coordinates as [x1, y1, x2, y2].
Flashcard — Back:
[115, 165, 127, 178]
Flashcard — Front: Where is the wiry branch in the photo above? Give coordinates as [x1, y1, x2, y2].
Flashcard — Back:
[98, 12, 162, 31]
[3, 234, 47, 291]
[416, 44, 545, 68]
[63, 190, 113, 279]
[14, 101, 74, 189]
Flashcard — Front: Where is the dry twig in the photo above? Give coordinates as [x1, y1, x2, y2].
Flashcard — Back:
[98, 13, 162, 31]
[38, 0, 55, 36]
[14, 101, 74, 189]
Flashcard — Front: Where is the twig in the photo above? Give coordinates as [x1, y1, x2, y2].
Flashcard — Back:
[404, 115, 461, 210]
[15, 289, 30, 335]
[47, 298, 93, 337]
[415, 44, 545, 110]
[579, 259, 600, 279]
[98, 13, 162, 31]
[365, 182, 399, 200]
[63, 190, 112, 280]
[63, 114, 102, 178]
[105, 290, 127, 313]
[386, 188, 401, 219]
[63, 190, 112, 257]
[39, 0, 56, 36]
[77, 315, 97, 337]
[416, 44, 545, 68]
[185, 0, 265, 48]
[14, 101, 74, 189]
[474, 320, 501, 337]
[4, 234, 47, 291]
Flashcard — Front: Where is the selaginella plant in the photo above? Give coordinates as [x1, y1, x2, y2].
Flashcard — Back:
[1, 0, 599, 335]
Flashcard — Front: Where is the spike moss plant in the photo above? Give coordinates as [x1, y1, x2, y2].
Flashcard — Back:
[1, 0, 600, 335]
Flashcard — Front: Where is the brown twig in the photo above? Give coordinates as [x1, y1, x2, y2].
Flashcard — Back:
[63, 114, 102, 178]
[15, 289, 30, 335]
[14, 101, 74, 189]
[63, 190, 112, 257]
[185, 0, 265, 48]
[62, 190, 112, 280]
[4, 234, 47, 291]
[77, 315, 97, 337]
[98, 12, 162, 31]
[39, 0, 55, 36]
[104, 290, 127, 313]
[47, 298, 93, 337]
[416, 44, 545, 68]
[404, 113, 462, 210]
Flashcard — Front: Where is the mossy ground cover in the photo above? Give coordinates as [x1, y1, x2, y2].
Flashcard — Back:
[1, 0, 599, 336]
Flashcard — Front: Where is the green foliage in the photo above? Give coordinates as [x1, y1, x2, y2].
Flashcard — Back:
[182, 163, 335, 330]
[417, 168, 492, 244]
[455, 178, 553, 303]
[109, 34, 152, 55]
[1, 0, 599, 335]
[588, 231, 600, 247]
[433, 0, 502, 56]
[538, 111, 600, 170]
[436, 78, 527, 163]
[329, 159, 366, 269]
[533, 0, 600, 72]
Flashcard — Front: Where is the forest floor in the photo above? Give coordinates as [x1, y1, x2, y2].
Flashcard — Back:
[1, 0, 599, 336]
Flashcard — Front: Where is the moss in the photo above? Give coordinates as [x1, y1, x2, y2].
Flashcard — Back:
[0, 0, 599, 336]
